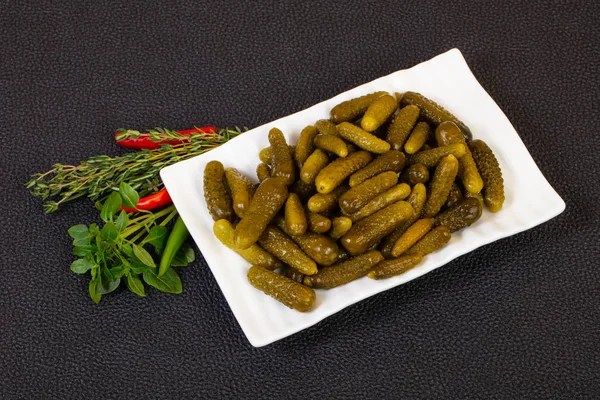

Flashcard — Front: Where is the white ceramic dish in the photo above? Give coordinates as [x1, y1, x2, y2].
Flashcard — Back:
[161, 48, 565, 347]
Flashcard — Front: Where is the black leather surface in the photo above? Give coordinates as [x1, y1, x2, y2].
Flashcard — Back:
[1, 1, 599, 399]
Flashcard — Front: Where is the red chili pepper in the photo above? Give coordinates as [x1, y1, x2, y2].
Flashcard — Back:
[115, 126, 216, 150]
[120, 187, 172, 212]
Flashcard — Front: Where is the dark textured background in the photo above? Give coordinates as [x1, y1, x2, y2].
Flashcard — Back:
[1, 1, 599, 399]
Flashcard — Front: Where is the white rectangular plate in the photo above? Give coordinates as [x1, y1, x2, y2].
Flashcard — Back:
[161, 48, 565, 347]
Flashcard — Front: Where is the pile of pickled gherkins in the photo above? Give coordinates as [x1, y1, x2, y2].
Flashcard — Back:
[204, 91, 504, 312]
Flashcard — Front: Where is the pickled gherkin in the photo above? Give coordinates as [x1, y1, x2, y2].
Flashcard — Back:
[256, 163, 271, 183]
[329, 217, 353, 240]
[339, 171, 398, 215]
[203, 160, 235, 222]
[348, 183, 411, 222]
[289, 179, 316, 202]
[307, 211, 332, 233]
[315, 150, 372, 194]
[336, 122, 391, 154]
[225, 168, 255, 218]
[464, 189, 484, 209]
[315, 119, 339, 136]
[404, 122, 431, 154]
[285, 193, 308, 236]
[234, 177, 288, 249]
[268, 128, 295, 185]
[405, 226, 451, 256]
[300, 149, 330, 185]
[248, 266, 316, 312]
[314, 134, 348, 157]
[258, 225, 317, 275]
[361, 94, 397, 132]
[294, 125, 318, 168]
[367, 254, 423, 280]
[469, 139, 505, 212]
[330, 91, 388, 123]
[434, 197, 482, 232]
[391, 218, 435, 257]
[408, 143, 466, 168]
[275, 217, 339, 266]
[445, 182, 464, 210]
[423, 154, 459, 218]
[303, 250, 384, 289]
[401, 163, 429, 185]
[307, 185, 349, 213]
[349, 150, 405, 187]
[282, 266, 305, 284]
[259, 145, 295, 165]
[386, 104, 420, 151]
[213, 220, 283, 270]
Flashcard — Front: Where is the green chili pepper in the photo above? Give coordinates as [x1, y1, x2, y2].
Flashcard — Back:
[159, 216, 190, 276]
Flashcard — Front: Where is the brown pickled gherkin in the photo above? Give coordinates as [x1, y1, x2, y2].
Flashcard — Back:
[469, 139, 505, 212]
[361, 95, 398, 132]
[434, 197, 482, 232]
[404, 121, 431, 154]
[300, 149, 330, 185]
[268, 128, 295, 185]
[329, 217, 353, 240]
[285, 193, 308, 236]
[275, 217, 339, 266]
[400, 91, 473, 141]
[349, 150, 405, 187]
[289, 179, 316, 202]
[464, 189, 484, 209]
[400, 163, 430, 185]
[203, 160, 235, 222]
[391, 218, 435, 257]
[314, 134, 348, 157]
[341, 201, 413, 255]
[307, 185, 349, 213]
[258, 226, 317, 275]
[348, 183, 411, 222]
[405, 226, 451, 256]
[330, 91, 388, 123]
[315, 150, 373, 194]
[247, 266, 316, 312]
[303, 250, 384, 289]
[294, 125, 318, 168]
[367, 254, 423, 280]
[282, 266, 305, 283]
[259, 145, 296, 164]
[234, 177, 288, 249]
[225, 168, 255, 218]
[213, 220, 283, 270]
[339, 171, 398, 215]
[444, 182, 464, 210]
[307, 211, 332, 233]
[423, 154, 459, 218]
[315, 119, 339, 136]
[408, 143, 466, 168]
[386, 104, 420, 151]
[435, 121, 483, 194]
[336, 122, 391, 154]
[256, 163, 271, 183]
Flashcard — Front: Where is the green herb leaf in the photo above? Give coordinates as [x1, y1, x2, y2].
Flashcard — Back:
[143, 225, 168, 252]
[68, 224, 89, 239]
[122, 243, 134, 258]
[132, 244, 156, 268]
[109, 266, 126, 279]
[89, 278, 101, 304]
[143, 268, 182, 294]
[100, 222, 119, 241]
[170, 243, 196, 267]
[130, 261, 151, 274]
[73, 235, 92, 247]
[119, 182, 139, 209]
[89, 223, 100, 236]
[73, 245, 95, 257]
[127, 274, 146, 297]
[70, 258, 93, 274]
[115, 211, 128, 232]
[100, 192, 122, 222]
[97, 278, 121, 294]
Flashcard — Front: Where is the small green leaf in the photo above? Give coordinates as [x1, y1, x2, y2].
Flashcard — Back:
[73, 235, 92, 247]
[143, 268, 182, 294]
[89, 224, 100, 236]
[119, 182, 139, 209]
[132, 244, 156, 268]
[130, 261, 150, 274]
[68, 225, 89, 239]
[170, 243, 196, 267]
[89, 278, 101, 304]
[115, 211, 128, 232]
[97, 278, 121, 294]
[127, 274, 146, 297]
[100, 222, 119, 241]
[122, 243, 134, 258]
[109, 266, 126, 279]
[100, 192, 122, 222]
[70, 258, 93, 274]
[143, 225, 168, 251]
[73, 245, 95, 257]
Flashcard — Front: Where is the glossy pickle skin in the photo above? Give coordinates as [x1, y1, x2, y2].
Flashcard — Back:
[367, 254, 423, 280]
[349, 150, 405, 187]
[361, 95, 398, 132]
[294, 125, 319, 168]
[307, 185, 349, 213]
[423, 154, 459, 218]
[435, 197, 482, 232]
[259, 145, 296, 165]
[445, 183, 464, 210]
[314, 134, 349, 157]
[275, 217, 339, 266]
[315, 119, 340, 136]
[204, 160, 235, 222]
[303, 250, 384, 289]
[268, 128, 296, 186]
[329, 217, 353, 240]
[248, 266, 316, 312]
[469, 139, 505, 212]
[225, 168, 255, 218]
[330, 91, 388, 123]
[404, 121, 431, 154]
[401, 163, 430, 186]
[405, 226, 452, 256]
[285, 193, 308, 236]
[348, 183, 411, 222]
[391, 218, 435, 257]
[339, 171, 398, 215]
[258, 225, 318, 275]
[408, 143, 466, 168]
[307, 211, 332, 233]
[256, 163, 271, 183]
[336, 122, 391, 154]
[386, 104, 420, 151]
[233, 177, 288, 250]
[289, 179, 316, 203]
[300, 149, 330, 185]
[315, 150, 373, 194]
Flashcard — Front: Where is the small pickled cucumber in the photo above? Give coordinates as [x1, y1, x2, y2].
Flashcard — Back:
[367, 254, 423, 280]
[203, 160, 235, 222]
[469, 139, 505, 212]
[275, 217, 339, 266]
[361, 94, 397, 132]
[234, 177, 288, 249]
[329, 217, 353, 240]
[315, 119, 339, 136]
[423, 155, 459, 218]
[285, 193, 308, 236]
[408, 143, 466, 168]
[268, 128, 295, 185]
[337, 122, 391, 154]
[386, 105, 420, 151]
[294, 125, 319, 168]
[248, 266, 316, 312]
[259, 145, 295, 164]
[258, 226, 317, 275]
[400, 91, 472, 141]
[435, 197, 482, 232]
[464, 189, 484, 209]
[339, 171, 398, 214]
[303, 250, 384, 289]
[314, 134, 348, 157]
[300, 149, 330, 185]
[349, 150, 405, 187]
[444, 182, 464, 210]
[391, 218, 435, 257]
[405, 226, 451, 256]
[336, 247, 351, 262]
[307, 211, 332, 233]
[282, 266, 305, 283]
[289, 179, 316, 202]
[348, 183, 411, 222]
[435, 121, 483, 194]
[404, 122, 431, 154]
[315, 150, 373, 194]
[330, 91, 388, 123]
[401, 163, 430, 186]
[225, 168, 256, 218]
[256, 163, 271, 183]
[213, 220, 283, 270]
[307, 185, 349, 213]
[341, 201, 413, 255]
[380, 183, 427, 258]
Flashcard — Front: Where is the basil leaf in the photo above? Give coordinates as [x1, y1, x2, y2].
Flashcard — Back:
[122, 243, 134, 258]
[100, 192, 122, 223]
[170, 243, 195, 267]
[68, 224, 89, 239]
[143, 225, 168, 252]
[73, 235, 92, 247]
[73, 245, 95, 257]
[127, 274, 146, 297]
[119, 182, 139, 209]
[89, 278, 101, 304]
[109, 266, 126, 279]
[143, 268, 182, 294]
[115, 211, 128, 232]
[97, 278, 121, 294]
[88, 223, 100, 236]
[132, 244, 156, 268]
[130, 261, 150, 274]
[100, 222, 118, 241]
[70, 258, 93, 274]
